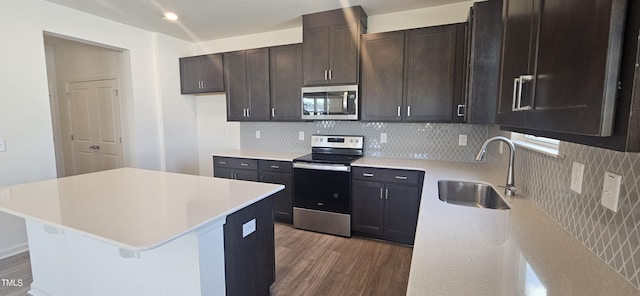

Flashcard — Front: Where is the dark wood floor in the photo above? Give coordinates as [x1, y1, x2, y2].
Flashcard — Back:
[0, 251, 32, 296]
[272, 223, 413, 296]
[0, 223, 412, 296]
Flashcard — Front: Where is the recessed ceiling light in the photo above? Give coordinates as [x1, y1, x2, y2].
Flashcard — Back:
[163, 12, 178, 21]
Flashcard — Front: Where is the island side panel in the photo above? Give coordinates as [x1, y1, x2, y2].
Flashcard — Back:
[223, 196, 275, 296]
[25, 220, 209, 296]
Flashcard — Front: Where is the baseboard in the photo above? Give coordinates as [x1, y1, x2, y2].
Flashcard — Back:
[29, 283, 57, 296]
[0, 242, 28, 260]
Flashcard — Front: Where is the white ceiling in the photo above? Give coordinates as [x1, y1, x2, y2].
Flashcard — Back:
[45, 0, 469, 42]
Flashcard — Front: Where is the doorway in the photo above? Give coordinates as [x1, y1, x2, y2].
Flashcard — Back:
[44, 34, 130, 177]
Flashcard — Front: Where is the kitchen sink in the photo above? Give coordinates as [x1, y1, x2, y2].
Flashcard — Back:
[437, 180, 510, 210]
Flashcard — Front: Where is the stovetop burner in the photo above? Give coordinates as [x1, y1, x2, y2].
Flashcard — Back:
[293, 135, 364, 165]
[294, 153, 362, 165]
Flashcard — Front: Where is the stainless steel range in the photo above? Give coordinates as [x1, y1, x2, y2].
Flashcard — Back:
[292, 135, 364, 237]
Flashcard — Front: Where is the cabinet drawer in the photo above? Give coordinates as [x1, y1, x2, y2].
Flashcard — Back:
[259, 160, 292, 174]
[213, 156, 258, 170]
[353, 167, 422, 185]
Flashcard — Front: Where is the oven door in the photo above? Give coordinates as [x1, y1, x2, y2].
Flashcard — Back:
[293, 163, 351, 214]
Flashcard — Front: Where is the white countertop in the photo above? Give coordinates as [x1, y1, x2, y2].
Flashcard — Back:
[352, 157, 640, 296]
[0, 168, 283, 251]
[212, 149, 306, 161]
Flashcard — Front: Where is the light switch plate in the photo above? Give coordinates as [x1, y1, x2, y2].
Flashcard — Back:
[242, 219, 256, 238]
[0, 138, 6, 152]
[458, 135, 467, 146]
[570, 162, 584, 194]
[380, 133, 387, 143]
[255, 131, 261, 139]
[601, 171, 622, 212]
[299, 131, 304, 141]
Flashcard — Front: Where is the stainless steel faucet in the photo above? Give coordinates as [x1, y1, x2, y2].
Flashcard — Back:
[475, 136, 517, 196]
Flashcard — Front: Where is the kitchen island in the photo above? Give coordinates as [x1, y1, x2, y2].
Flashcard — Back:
[0, 168, 283, 296]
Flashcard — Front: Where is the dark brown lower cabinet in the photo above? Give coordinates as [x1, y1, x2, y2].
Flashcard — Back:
[260, 172, 293, 223]
[224, 196, 275, 296]
[213, 156, 294, 224]
[352, 167, 424, 245]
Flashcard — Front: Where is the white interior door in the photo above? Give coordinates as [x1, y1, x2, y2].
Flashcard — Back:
[67, 79, 124, 175]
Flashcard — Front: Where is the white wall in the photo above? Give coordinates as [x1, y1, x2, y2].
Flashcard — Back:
[0, 0, 187, 258]
[192, 1, 474, 175]
[154, 33, 201, 175]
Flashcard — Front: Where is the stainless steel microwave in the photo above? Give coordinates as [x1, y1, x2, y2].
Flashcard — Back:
[301, 85, 358, 120]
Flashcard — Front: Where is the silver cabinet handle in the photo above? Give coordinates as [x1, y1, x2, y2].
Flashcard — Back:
[243, 109, 247, 117]
[395, 176, 408, 180]
[270, 165, 280, 169]
[407, 105, 411, 117]
[233, 172, 237, 179]
[513, 75, 534, 111]
[247, 109, 251, 117]
[385, 188, 389, 200]
[240, 163, 249, 167]
[457, 104, 465, 117]
[218, 161, 226, 165]
[324, 70, 328, 80]
[397, 106, 401, 117]
[362, 173, 374, 177]
[329, 69, 332, 80]
[380, 187, 384, 200]
[511, 77, 520, 111]
[272, 108, 275, 117]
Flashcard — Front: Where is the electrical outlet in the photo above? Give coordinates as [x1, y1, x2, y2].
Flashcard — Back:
[299, 131, 305, 141]
[601, 171, 622, 212]
[380, 133, 387, 143]
[255, 131, 261, 139]
[0, 188, 10, 201]
[570, 162, 584, 194]
[458, 134, 467, 146]
[242, 219, 256, 238]
[0, 138, 6, 152]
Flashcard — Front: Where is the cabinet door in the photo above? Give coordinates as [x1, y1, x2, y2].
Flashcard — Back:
[360, 31, 405, 122]
[179, 56, 203, 94]
[246, 48, 271, 121]
[234, 169, 259, 181]
[213, 167, 235, 179]
[497, 0, 539, 128]
[224, 51, 249, 121]
[352, 180, 385, 235]
[270, 44, 302, 121]
[303, 26, 331, 86]
[404, 25, 462, 122]
[384, 183, 421, 244]
[260, 172, 293, 223]
[524, 0, 624, 136]
[224, 196, 275, 296]
[329, 23, 360, 85]
[201, 54, 225, 93]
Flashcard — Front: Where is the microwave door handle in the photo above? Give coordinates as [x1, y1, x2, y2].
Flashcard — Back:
[343, 92, 348, 110]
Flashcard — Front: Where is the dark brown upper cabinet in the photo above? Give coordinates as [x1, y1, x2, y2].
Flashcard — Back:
[269, 44, 303, 121]
[224, 48, 271, 121]
[497, 0, 626, 137]
[404, 24, 466, 122]
[302, 6, 367, 86]
[179, 54, 225, 94]
[463, 0, 502, 124]
[360, 31, 405, 122]
[360, 24, 465, 122]
[505, 1, 640, 152]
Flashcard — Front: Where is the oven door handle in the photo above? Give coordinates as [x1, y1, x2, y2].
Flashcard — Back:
[293, 162, 351, 172]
